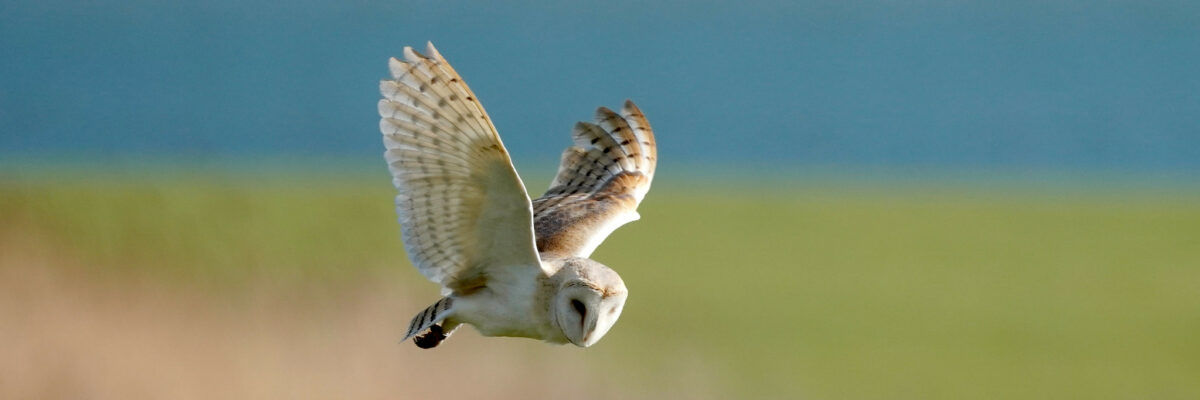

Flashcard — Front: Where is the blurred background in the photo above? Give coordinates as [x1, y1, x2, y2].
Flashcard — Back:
[2, 0, 1198, 398]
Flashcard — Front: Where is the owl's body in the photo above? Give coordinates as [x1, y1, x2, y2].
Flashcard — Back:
[378, 43, 654, 349]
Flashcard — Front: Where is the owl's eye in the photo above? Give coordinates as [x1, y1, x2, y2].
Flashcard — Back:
[570, 299, 587, 318]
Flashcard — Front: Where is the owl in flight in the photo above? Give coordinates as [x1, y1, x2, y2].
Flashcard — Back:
[378, 42, 656, 349]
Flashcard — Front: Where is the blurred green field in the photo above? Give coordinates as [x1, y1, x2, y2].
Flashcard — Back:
[2, 170, 1198, 399]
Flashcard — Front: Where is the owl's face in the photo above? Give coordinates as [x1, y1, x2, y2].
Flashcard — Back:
[555, 269, 627, 347]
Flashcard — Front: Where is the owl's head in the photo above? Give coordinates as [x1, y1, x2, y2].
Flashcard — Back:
[553, 258, 628, 347]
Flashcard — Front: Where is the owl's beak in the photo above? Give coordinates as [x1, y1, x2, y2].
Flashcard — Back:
[581, 333, 596, 347]
[569, 318, 598, 347]
[571, 336, 595, 348]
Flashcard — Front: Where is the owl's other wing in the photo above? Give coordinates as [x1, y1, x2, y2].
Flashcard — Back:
[533, 101, 657, 258]
[379, 42, 542, 293]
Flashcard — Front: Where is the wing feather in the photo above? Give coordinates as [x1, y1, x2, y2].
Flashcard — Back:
[380, 42, 541, 292]
[533, 100, 657, 257]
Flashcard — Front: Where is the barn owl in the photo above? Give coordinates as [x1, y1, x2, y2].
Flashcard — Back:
[378, 42, 656, 349]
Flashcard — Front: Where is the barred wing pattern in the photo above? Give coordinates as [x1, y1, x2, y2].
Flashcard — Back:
[533, 101, 657, 258]
[378, 43, 542, 293]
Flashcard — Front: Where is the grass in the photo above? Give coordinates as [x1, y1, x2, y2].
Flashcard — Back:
[2, 170, 1198, 399]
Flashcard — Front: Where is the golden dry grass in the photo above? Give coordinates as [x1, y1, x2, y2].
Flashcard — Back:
[2, 171, 1198, 399]
[0, 232, 719, 399]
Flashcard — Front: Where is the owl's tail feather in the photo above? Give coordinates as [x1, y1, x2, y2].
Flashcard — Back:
[402, 297, 456, 348]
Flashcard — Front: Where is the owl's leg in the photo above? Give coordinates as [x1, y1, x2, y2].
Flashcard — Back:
[413, 320, 461, 349]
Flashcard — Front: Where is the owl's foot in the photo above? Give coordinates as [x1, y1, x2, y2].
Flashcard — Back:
[413, 324, 446, 349]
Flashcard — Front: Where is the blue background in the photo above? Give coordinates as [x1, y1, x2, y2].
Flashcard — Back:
[2, 0, 1197, 176]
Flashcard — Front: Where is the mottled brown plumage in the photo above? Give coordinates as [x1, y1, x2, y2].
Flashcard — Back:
[533, 101, 657, 258]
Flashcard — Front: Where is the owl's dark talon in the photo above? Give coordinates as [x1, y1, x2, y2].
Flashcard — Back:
[413, 324, 446, 349]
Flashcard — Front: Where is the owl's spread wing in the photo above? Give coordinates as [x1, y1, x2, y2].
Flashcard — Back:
[379, 42, 542, 293]
[533, 101, 657, 258]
